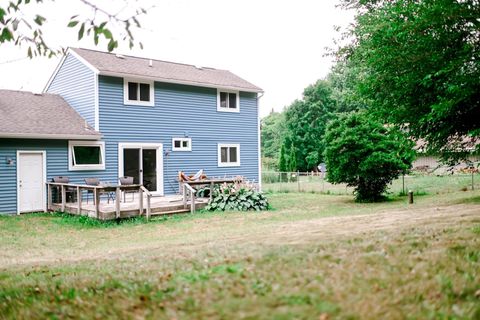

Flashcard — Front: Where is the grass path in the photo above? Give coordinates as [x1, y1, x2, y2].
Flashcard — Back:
[1, 191, 479, 319]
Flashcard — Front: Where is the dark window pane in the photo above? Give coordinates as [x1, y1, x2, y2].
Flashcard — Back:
[174, 140, 181, 148]
[182, 140, 188, 148]
[229, 147, 237, 163]
[128, 82, 138, 101]
[228, 93, 237, 109]
[139, 83, 150, 101]
[73, 146, 101, 165]
[142, 149, 157, 191]
[124, 149, 140, 184]
[220, 92, 227, 108]
[221, 147, 228, 162]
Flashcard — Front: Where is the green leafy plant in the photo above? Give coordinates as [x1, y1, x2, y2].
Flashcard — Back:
[204, 181, 269, 212]
[324, 111, 415, 202]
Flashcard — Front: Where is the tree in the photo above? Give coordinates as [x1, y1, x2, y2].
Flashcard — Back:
[278, 144, 287, 172]
[338, 0, 480, 162]
[0, 0, 149, 57]
[288, 146, 297, 172]
[281, 80, 335, 171]
[324, 111, 415, 202]
[260, 111, 286, 161]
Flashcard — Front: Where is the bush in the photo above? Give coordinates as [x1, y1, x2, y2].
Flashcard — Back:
[323, 111, 415, 202]
[204, 181, 269, 212]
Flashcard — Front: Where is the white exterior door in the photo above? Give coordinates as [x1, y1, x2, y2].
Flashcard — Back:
[17, 151, 46, 213]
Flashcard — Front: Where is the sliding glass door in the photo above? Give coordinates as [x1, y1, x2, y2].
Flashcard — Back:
[120, 143, 163, 194]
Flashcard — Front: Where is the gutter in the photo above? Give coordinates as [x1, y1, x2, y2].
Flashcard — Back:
[0, 133, 102, 140]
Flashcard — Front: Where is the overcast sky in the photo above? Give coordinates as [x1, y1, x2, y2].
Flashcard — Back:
[0, 0, 354, 117]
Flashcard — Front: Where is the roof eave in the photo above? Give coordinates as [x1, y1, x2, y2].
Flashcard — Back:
[0, 133, 102, 140]
[99, 71, 264, 93]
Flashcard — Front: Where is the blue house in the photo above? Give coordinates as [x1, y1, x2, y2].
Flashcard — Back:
[0, 48, 262, 214]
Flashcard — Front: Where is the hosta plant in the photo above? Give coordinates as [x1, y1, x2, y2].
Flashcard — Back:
[204, 181, 269, 212]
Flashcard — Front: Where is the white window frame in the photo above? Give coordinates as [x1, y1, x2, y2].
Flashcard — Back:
[172, 137, 192, 151]
[68, 140, 105, 171]
[217, 89, 240, 113]
[123, 78, 155, 106]
[218, 143, 240, 167]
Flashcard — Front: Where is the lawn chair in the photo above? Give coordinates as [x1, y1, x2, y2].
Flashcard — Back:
[119, 176, 135, 202]
[84, 178, 115, 204]
[52, 176, 76, 203]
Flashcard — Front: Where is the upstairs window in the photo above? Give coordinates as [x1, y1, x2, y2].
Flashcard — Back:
[172, 138, 192, 151]
[217, 90, 239, 112]
[68, 141, 105, 171]
[218, 143, 240, 167]
[124, 79, 154, 106]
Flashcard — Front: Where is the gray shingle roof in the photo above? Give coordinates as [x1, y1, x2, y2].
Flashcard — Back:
[71, 48, 263, 93]
[0, 90, 101, 139]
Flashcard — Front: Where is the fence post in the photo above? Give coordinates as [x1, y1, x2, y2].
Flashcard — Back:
[297, 171, 300, 192]
[408, 190, 414, 204]
[402, 174, 405, 195]
[472, 170, 475, 191]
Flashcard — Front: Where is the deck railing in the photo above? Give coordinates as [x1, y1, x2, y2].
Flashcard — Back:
[46, 182, 151, 219]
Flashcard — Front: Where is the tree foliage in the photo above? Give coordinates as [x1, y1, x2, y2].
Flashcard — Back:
[260, 111, 286, 161]
[338, 0, 480, 162]
[280, 80, 335, 171]
[0, 0, 148, 58]
[324, 111, 415, 202]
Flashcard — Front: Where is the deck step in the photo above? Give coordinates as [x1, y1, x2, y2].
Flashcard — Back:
[150, 209, 191, 216]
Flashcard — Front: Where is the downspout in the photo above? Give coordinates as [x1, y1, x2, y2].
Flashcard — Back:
[256, 92, 265, 191]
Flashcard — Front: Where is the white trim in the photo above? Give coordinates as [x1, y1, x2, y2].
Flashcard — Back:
[43, 48, 100, 93]
[218, 143, 241, 167]
[0, 133, 101, 140]
[257, 92, 263, 190]
[67, 48, 100, 74]
[43, 54, 67, 92]
[94, 73, 100, 131]
[172, 137, 192, 151]
[16, 150, 47, 214]
[68, 140, 105, 171]
[100, 70, 263, 93]
[118, 142, 164, 196]
[217, 89, 240, 113]
[123, 78, 155, 107]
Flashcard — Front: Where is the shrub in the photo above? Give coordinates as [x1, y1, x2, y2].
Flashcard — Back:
[204, 181, 269, 212]
[323, 111, 415, 202]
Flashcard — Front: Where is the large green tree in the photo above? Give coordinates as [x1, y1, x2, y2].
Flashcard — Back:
[260, 111, 286, 160]
[281, 80, 335, 171]
[339, 0, 480, 161]
[324, 111, 415, 202]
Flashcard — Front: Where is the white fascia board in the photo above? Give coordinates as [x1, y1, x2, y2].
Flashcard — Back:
[0, 133, 102, 140]
[99, 71, 264, 94]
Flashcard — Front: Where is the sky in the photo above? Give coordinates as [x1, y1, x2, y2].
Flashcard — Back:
[0, 0, 355, 118]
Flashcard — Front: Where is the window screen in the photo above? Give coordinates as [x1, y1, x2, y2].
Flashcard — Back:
[128, 82, 138, 101]
[73, 146, 102, 165]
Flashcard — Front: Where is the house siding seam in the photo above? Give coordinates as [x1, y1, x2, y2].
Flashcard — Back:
[0, 139, 108, 214]
[98, 76, 259, 195]
[46, 53, 96, 128]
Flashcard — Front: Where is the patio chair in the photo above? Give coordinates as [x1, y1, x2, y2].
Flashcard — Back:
[119, 176, 135, 202]
[52, 176, 76, 203]
[84, 178, 115, 204]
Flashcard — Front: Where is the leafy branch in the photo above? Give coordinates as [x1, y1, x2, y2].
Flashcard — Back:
[0, 0, 151, 58]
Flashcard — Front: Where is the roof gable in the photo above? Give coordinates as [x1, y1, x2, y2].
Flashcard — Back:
[0, 90, 101, 140]
[70, 48, 263, 93]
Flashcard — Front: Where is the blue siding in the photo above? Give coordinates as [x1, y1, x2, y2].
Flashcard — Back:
[98, 76, 259, 195]
[46, 54, 96, 128]
[0, 139, 107, 214]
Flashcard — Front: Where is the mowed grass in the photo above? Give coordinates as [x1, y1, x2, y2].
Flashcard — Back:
[1, 191, 479, 319]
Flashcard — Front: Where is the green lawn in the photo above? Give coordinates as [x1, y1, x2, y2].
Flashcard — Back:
[263, 173, 480, 195]
[1, 191, 479, 319]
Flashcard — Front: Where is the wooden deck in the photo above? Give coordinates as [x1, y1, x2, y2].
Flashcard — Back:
[49, 194, 208, 220]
